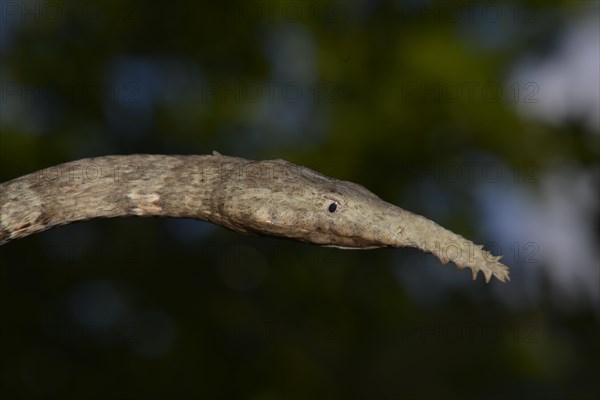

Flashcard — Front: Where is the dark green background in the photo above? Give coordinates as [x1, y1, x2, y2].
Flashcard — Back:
[1, 1, 598, 399]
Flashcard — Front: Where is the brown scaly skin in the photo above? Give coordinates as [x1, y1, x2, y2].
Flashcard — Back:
[0, 152, 509, 283]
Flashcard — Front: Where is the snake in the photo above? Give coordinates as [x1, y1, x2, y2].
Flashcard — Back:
[0, 151, 509, 283]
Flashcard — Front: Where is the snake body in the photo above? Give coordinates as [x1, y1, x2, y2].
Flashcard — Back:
[0, 152, 509, 282]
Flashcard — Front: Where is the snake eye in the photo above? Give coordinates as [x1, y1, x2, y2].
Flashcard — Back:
[328, 202, 338, 213]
